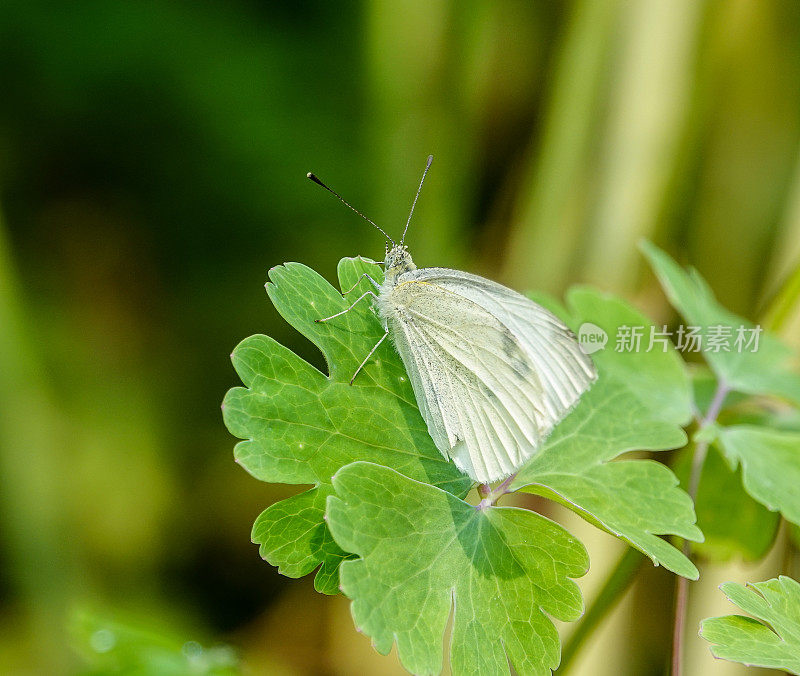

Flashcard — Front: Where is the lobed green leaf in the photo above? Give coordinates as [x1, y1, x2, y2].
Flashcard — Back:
[222, 258, 471, 592]
[327, 461, 589, 676]
[716, 425, 800, 528]
[700, 576, 800, 673]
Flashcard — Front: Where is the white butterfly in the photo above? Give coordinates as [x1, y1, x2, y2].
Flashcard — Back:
[308, 156, 597, 483]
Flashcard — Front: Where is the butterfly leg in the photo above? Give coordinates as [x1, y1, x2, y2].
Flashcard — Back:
[341, 273, 381, 295]
[349, 331, 389, 385]
[314, 291, 377, 323]
[356, 256, 384, 266]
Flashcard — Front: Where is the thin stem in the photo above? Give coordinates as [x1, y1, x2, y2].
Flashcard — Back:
[671, 558, 690, 676]
[560, 547, 644, 673]
[686, 381, 730, 501]
[494, 472, 517, 496]
[476, 473, 518, 510]
[671, 380, 729, 676]
[501, 0, 623, 292]
[762, 254, 800, 332]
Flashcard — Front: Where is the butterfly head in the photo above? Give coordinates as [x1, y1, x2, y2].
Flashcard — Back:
[384, 244, 416, 283]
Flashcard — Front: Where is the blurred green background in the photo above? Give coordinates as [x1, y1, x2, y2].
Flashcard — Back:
[1, 1, 799, 674]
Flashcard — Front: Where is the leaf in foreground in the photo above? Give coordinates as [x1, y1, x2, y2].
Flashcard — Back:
[700, 576, 800, 674]
[513, 287, 702, 579]
[222, 258, 470, 592]
[327, 462, 588, 676]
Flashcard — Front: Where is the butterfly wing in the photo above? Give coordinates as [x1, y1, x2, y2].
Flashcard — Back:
[383, 269, 596, 483]
[414, 268, 597, 425]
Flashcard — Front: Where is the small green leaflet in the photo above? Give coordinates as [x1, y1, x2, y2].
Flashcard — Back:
[716, 425, 800, 528]
[513, 287, 701, 579]
[222, 258, 471, 593]
[327, 461, 588, 676]
[641, 240, 800, 405]
[700, 576, 800, 674]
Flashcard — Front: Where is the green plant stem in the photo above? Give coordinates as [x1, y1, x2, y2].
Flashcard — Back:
[559, 547, 644, 673]
[762, 255, 800, 333]
[502, 0, 621, 293]
[763, 261, 800, 608]
[476, 473, 517, 510]
[671, 380, 729, 676]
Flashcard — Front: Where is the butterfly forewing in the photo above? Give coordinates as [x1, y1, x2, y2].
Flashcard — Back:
[415, 268, 597, 422]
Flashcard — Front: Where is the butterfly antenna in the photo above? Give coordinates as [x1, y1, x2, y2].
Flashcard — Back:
[400, 154, 433, 245]
[306, 172, 396, 245]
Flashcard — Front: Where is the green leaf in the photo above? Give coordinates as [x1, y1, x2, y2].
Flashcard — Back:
[513, 287, 701, 579]
[700, 576, 800, 674]
[248, 485, 351, 594]
[673, 443, 779, 561]
[327, 461, 588, 676]
[641, 240, 800, 405]
[716, 425, 800, 527]
[70, 608, 240, 676]
[223, 258, 471, 592]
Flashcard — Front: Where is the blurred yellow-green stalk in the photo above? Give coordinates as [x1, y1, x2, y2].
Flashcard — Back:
[1, 1, 798, 674]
